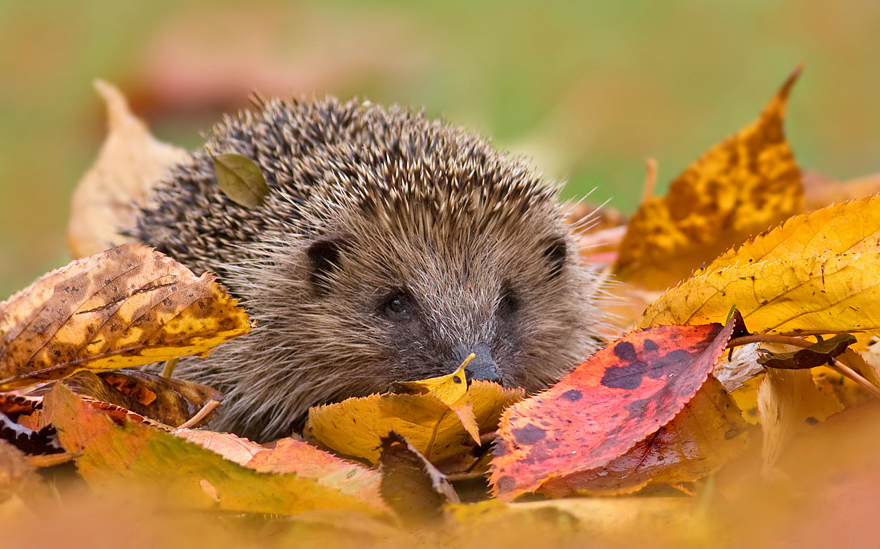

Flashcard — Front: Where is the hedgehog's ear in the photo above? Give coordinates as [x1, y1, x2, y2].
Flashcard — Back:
[542, 237, 568, 280]
[306, 237, 348, 294]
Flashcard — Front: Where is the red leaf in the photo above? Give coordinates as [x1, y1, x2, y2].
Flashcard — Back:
[490, 314, 742, 500]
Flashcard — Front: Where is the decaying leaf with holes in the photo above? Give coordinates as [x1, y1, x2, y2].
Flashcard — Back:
[490, 314, 743, 501]
[615, 67, 803, 290]
[0, 243, 250, 391]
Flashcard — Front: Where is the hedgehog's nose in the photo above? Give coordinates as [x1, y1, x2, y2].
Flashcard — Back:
[452, 342, 501, 384]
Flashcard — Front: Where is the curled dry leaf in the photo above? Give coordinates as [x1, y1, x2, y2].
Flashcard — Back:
[490, 314, 742, 501]
[307, 381, 523, 465]
[41, 384, 389, 517]
[0, 243, 250, 391]
[43, 370, 223, 428]
[615, 67, 803, 290]
[757, 334, 857, 370]
[67, 81, 189, 259]
[537, 376, 749, 496]
[379, 431, 459, 524]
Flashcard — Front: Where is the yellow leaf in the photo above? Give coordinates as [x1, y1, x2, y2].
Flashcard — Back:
[393, 353, 472, 405]
[67, 81, 188, 259]
[704, 193, 880, 272]
[639, 252, 880, 337]
[757, 368, 843, 476]
[615, 67, 803, 290]
[307, 381, 523, 465]
[0, 244, 250, 390]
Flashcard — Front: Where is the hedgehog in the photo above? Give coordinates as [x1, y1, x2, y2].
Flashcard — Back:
[133, 96, 604, 442]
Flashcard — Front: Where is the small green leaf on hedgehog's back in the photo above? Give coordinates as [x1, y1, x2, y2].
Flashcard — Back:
[212, 153, 270, 209]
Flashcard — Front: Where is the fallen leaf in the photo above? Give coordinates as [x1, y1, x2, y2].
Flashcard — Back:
[392, 356, 469, 405]
[378, 431, 459, 524]
[0, 243, 250, 390]
[614, 67, 803, 290]
[537, 376, 749, 496]
[42, 384, 389, 517]
[211, 152, 270, 209]
[173, 429, 265, 466]
[67, 81, 189, 259]
[0, 413, 62, 457]
[246, 437, 384, 505]
[307, 381, 523, 465]
[757, 368, 843, 475]
[38, 370, 223, 428]
[803, 170, 880, 211]
[703, 193, 880, 272]
[0, 440, 49, 507]
[639, 252, 880, 336]
[757, 334, 856, 369]
[490, 314, 742, 501]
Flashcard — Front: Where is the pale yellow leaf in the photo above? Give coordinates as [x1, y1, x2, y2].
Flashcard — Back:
[757, 368, 843, 476]
[639, 252, 880, 337]
[68, 81, 188, 259]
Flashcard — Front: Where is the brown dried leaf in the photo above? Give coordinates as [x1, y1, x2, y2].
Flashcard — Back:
[67, 81, 188, 259]
[379, 431, 459, 524]
[615, 68, 804, 290]
[0, 244, 250, 390]
[34, 370, 224, 429]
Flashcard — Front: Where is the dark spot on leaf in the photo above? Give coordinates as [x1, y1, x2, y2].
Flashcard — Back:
[496, 475, 516, 492]
[512, 424, 546, 445]
[560, 389, 582, 402]
[724, 428, 741, 440]
[644, 339, 659, 351]
[453, 376, 462, 384]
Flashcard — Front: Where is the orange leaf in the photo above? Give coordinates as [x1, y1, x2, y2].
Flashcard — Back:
[490, 314, 742, 501]
[614, 67, 803, 290]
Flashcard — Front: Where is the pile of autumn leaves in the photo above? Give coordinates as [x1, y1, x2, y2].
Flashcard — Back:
[3, 67, 880, 544]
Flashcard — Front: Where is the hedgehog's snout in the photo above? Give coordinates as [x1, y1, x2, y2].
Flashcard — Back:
[452, 342, 501, 385]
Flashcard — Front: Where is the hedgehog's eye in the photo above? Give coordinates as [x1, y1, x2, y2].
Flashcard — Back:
[543, 238, 568, 280]
[381, 291, 413, 321]
[498, 288, 519, 317]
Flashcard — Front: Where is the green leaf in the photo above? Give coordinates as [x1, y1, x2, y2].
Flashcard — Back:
[211, 152, 269, 209]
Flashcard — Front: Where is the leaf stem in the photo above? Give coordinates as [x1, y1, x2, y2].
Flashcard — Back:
[727, 334, 880, 400]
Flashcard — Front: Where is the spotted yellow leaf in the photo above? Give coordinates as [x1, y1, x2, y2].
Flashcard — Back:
[615, 67, 803, 290]
[639, 252, 880, 336]
[0, 243, 250, 390]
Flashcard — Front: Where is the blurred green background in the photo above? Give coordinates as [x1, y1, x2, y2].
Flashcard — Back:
[1, 0, 878, 299]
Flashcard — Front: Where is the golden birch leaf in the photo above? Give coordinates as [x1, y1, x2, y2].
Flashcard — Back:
[307, 381, 522, 465]
[703, 193, 880, 272]
[67, 81, 188, 259]
[614, 67, 803, 290]
[639, 252, 880, 336]
[757, 368, 843, 476]
[0, 243, 250, 390]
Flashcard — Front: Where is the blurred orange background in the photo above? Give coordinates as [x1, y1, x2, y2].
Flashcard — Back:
[1, 0, 878, 299]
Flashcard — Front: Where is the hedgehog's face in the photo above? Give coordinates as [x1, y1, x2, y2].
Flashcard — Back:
[297, 201, 601, 397]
